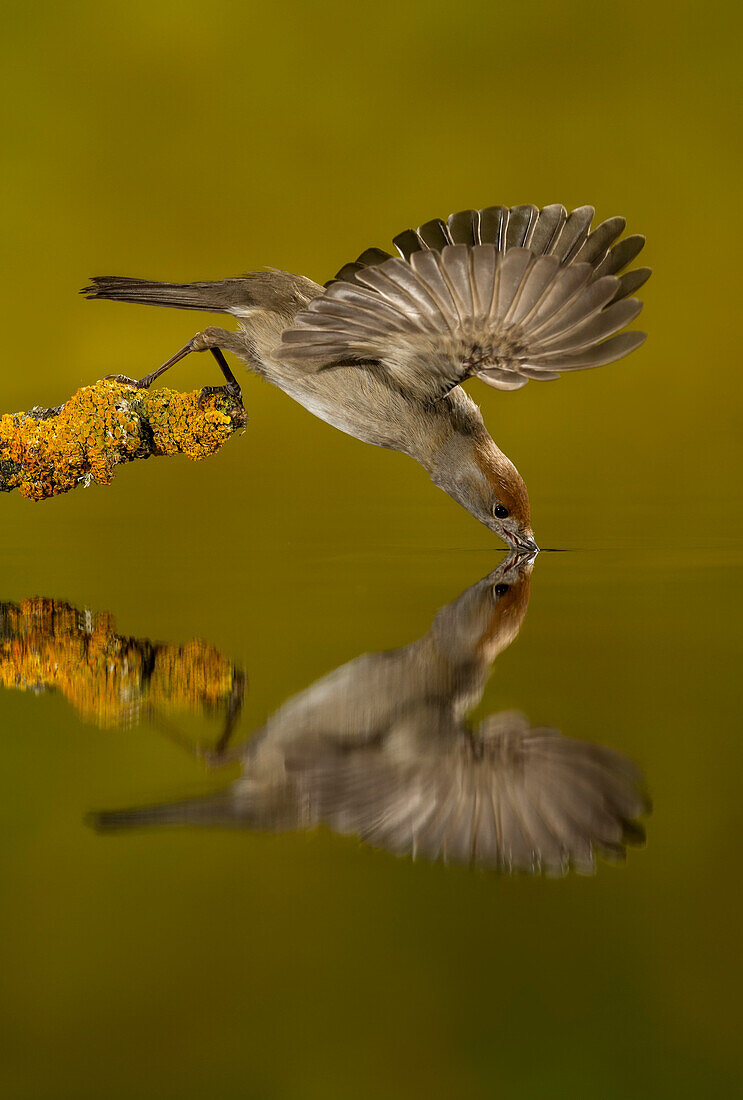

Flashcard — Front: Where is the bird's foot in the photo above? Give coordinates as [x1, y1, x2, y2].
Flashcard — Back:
[198, 381, 243, 408]
[103, 336, 242, 403]
[103, 373, 151, 389]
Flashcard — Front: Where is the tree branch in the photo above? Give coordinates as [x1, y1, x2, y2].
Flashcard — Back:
[0, 380, 247, 500]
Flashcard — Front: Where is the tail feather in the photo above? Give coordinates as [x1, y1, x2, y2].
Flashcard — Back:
[80, 276, 257, 313]
[89, 794, 241, 831]
[90, 782, 302, 833]
[82, 271, 323, 318]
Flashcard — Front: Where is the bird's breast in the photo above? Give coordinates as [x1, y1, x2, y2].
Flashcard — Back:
[266, 362, 415, 451]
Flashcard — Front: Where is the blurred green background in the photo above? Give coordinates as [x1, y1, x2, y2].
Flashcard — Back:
[0, 1, 741, 1097]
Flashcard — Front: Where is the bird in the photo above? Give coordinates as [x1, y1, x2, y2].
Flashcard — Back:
[92, 551, 650, 875]
[82, 204, 651, 552]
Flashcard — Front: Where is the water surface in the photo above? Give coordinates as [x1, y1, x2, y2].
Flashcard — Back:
[1, 511, 739, 1098]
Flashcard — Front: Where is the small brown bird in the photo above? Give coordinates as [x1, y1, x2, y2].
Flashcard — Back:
[83, 204, 650, 550]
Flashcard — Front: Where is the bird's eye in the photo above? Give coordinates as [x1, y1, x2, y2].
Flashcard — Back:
[493, 503, 509, 519]
[494, 583, 510, 597]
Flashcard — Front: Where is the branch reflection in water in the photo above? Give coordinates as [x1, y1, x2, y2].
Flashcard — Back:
[91, 553, 651, 876]
[0, 597, 247, 741]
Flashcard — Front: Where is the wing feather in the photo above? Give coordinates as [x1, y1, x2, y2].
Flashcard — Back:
[506, 204, 539, 249]
[447, 209, 478, 245]
[489, 248, 533, 323]
[354, 263, 435, 322]
[362, 259, 448, 328]
[502, 254, 561, 327]
[526, 274, 621, 342]
[572, 216, 626, 265]
[549, 205, 595, 261]
[478, 368, 529, 391]
[281, 204, 649, 393]
[468, 243, 499, 322]
[441, 244, 476, 322]
[612, 266, 652, 302]
[529, 298, 643, 356]
[299, 282, 412, 332]
[528, 204, 567, 253]
[416, 217, 452, 250]
[357, 247, 394, 267]
[520, 262, 595, 330]
[408, 249, 462, 323]
[393, 228, 427, 261]
[526, 331, 647, 370]
[594, 233, 646, 276]
[479, 205, 509, 250]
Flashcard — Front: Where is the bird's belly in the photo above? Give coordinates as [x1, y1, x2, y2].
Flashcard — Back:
[272, 372, 403, 450]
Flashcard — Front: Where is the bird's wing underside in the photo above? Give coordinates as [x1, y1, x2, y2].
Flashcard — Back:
[287, 711, 650, 874]
[278, 204, 650, 396]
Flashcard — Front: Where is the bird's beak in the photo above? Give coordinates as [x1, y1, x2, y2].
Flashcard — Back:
[505, 530, 540, 555]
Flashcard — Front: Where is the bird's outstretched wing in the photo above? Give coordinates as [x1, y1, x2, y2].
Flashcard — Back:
[287, 711, 650, 874]
[279, 205, 650, 395]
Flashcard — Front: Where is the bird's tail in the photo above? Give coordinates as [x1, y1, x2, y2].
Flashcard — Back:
[89, 781, 301, 833]
[89, 793, 243, 831]
[79, 276, 260, 313]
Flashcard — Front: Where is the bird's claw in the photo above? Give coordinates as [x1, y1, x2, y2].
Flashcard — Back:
[103, 373, 150, 389]
[198, 381, 243, 409]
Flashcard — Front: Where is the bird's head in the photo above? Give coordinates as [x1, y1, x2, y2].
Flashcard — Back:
[430, 432, 537, 552]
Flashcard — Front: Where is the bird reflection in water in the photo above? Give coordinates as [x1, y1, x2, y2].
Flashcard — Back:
[94, 554, 650, 875]
[0, 598, 246, 740]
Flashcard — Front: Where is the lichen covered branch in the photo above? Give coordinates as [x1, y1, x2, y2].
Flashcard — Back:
[0, 380, 247, 500]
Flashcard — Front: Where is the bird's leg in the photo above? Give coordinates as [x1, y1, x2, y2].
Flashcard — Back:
[207, 697, 245, 763]
[103, 326, 243, 404]
[197, 349, 243, 408]
[146, 689, 247, 769]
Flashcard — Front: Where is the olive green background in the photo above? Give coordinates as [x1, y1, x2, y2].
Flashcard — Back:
[0, 1, 741, 1097]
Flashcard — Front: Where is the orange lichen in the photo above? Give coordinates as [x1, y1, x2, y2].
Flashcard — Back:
[0, 597, 246, 730]
[0, 380, 246, 500]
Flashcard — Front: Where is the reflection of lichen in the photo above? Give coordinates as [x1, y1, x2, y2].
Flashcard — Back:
[0, 380, 246, 500]
[0, 597, 246, 730]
